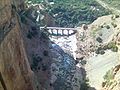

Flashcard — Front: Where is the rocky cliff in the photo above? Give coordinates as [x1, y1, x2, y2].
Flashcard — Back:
[80, 15, 120, 90]
[0, 0, 34, 90]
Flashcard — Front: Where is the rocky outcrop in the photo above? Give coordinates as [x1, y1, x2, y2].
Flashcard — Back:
[84, 15, 120, 90]
[49, 36, 83, 90]
[21, 23, 52, 90]
[0, 0, 34, 90]
[101, 64, 120, 90]
[102, 31, 120, 90]
[76, 24, 94, 61]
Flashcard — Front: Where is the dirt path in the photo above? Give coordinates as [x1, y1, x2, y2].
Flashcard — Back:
[86, 50, 119, 90]
[95, 0, 120, 14]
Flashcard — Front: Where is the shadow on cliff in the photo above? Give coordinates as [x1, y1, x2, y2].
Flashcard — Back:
[19, 8, 96, 89]
[21, 22, 96, 89]
[20, 22, 53, 90]
[50, 41, 96, 90]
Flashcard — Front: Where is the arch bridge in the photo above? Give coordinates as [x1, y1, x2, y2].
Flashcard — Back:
[40, 27, 79, 36]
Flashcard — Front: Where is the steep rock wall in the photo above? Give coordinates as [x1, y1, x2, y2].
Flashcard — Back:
[0, 0, 34, 90]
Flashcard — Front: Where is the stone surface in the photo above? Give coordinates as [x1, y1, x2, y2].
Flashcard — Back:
[0, 0, 34, 90]
[49, 35, 84, 90]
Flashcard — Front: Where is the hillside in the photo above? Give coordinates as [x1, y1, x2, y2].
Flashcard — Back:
[26, 0, 111, 27]
[0, 0, 52, 90]
[0, 0, 34, 90]
[85, 15, 120, 90]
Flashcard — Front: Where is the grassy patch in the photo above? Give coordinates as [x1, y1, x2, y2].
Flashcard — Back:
[91, 27, 101, 37]
[103, 70, 114, 87]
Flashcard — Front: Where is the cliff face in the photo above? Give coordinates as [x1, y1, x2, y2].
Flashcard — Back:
[75, 15, 120, 90]
[102, 33, 120, 90]
[0, 0, 34, 90]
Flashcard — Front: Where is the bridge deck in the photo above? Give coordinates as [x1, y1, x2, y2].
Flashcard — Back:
[40, 27, 78, 31]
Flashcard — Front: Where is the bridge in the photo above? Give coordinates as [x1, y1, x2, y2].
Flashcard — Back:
[40, 27, 78, 36]
[20, 11, 78, 36]
[19, 6, 79, 37]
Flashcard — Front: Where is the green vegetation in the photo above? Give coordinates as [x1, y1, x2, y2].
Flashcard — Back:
[107, 42, 118, 52]
[95, 47, 105, 55]
[106, 25, 110, 29]
[80, 78, 90, 90]
[91, 27, 101, 37]
[30, 53, 48, 71]
[26, 0, 111, 27]
[31, 54, 42, 70]
[46, 0, 111, 27]
[103, 70, 114, 87]
[20, 15, 27, 24]
[41, 64, 48, 71]
[31, 54, 42, 71]
[40, 31, 49, 39]
[43, 50, 49, 56]
[95, 42, 118, 55]
[104, 70, 114, 81]
[27, 28, 38, 39]
[115, 14, 120, 18]
[96, 37, 103, 43]
[111, 14, 119, 20]
[111, 22, 117, 28]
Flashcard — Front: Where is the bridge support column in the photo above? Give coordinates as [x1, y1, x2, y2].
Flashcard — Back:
[67, 30, 69, 37]
[62, 29, 64, 36]
[51, 29, 54, 35]
[56, 29, 58, 36]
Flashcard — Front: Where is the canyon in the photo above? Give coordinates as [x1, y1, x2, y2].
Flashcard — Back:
[1, 0, 120, 90]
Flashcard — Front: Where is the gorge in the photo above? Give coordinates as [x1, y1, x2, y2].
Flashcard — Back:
[1, 0, 120, 90]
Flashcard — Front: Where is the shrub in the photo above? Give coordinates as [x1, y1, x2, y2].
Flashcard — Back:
[31, 54, 42, 71]
[20, 16, 27, 24]
[95, 47, 105, 55]
[96, 37, 103, 43]
[104, 70, 114, 80]
[32, 54, 43, 62]
[27, 29, 38, 39]
[42, 64, 47, 71]
[106, 25, 110, 29]
[107, 42, 114, 49]
[27, 32, 32, 39]
[115, 14, 119, 18]
[80, 60, 87, 65]
[43, 50, 49, 56]
[107, 42, 118, 52]
[103, 45, 108, 50]
[99, 50, 105, 55]
[111, 46, 118, 52]
[80, 78, 90, 90]
[103, 70, 114, 86]
[101, 25, 104, 28]
[111, 15, 115, 20]
[40, 32, 49, 39]
[102, 82, 106, 87]
[111, 22, 117, 28]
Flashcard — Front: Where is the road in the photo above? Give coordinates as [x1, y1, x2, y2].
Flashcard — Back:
[95, 0, 120, 14]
